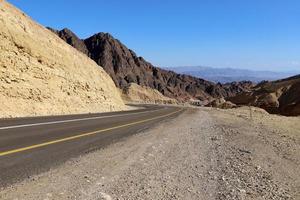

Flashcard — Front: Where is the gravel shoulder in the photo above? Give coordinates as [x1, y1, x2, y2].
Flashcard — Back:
[0, 107, 299, 200]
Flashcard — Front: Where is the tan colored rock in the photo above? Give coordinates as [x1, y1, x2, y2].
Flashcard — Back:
[227, 75, 300, 116]
[121, 83, 177, 104]
[206, 98, 237, 109]
[0, 1, 127, 118]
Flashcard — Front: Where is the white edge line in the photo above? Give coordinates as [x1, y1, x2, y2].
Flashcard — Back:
[0, 107, 167, 130]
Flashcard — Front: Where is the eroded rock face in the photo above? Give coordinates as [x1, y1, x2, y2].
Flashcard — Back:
[51, 28, 252, 102]
[0, 2, 126, 118]
[228, 75, 300, 116]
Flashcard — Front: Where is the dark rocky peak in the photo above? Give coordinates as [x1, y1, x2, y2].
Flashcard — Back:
[59, 28, 74, 35]
[84, 32, 119, 47]
[82, 31, 251, 101]
[50, 27, 253, 101]
[88, 32, 114, 39]
[47, 27, 59, 34]
[48, 27, 89, 55]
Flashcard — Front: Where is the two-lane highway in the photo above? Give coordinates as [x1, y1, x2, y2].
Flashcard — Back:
[0, 105, 184, 187]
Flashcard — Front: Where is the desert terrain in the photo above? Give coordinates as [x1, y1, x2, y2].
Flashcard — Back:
[0, 1, 299, 200]
[228, 75, 300, 116]
[0, 1, 127, 118]
[1, 107, 299, 200]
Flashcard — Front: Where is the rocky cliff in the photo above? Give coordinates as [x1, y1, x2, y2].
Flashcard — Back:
[0, 1, 127, 117]
[50, 28, 252, 102]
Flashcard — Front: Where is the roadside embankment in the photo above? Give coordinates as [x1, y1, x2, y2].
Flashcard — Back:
[0, 1, 127, 118]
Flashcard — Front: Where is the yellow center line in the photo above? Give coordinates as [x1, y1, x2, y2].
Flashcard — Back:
[0, 108, 184, 157]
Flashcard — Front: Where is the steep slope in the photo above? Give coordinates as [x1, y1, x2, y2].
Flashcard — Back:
[227, 75, 300, 116]
[48, 27, 89, 55]
[50, 28, 251, 102]
[0, 1, 126, 118]
[121, 83, 177, 104]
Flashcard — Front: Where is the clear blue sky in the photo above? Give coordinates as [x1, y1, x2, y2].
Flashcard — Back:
[7, 0, 300, 71]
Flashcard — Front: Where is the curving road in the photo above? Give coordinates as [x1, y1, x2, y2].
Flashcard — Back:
[0, 105, 184, 187]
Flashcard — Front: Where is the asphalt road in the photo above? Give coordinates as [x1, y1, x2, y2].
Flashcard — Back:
[0, 105, 184, 187]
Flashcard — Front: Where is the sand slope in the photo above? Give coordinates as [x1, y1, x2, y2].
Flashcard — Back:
[121, 83, 177, 104]
[0, 1, 126, 118]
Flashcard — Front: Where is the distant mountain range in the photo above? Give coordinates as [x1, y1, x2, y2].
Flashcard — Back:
[166, 66, 299, 83]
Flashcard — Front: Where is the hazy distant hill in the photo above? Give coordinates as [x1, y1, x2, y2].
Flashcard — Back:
[166, 66, 298, 83]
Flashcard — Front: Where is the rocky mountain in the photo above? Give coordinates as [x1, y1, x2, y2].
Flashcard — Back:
[48, 28, 89, 55]
[227, 75, 300, 116]
[49, 28, 252, 102]
[166, 66, 299, 83]
[0, 1, 126, 118]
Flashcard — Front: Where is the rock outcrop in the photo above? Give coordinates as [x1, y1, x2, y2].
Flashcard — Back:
[121, 83, 177, 104]
[227, 75, 300, 116]
[50, 28, 252, 102]
[206, 98, 237, 109]
[0, 1, 127, 118]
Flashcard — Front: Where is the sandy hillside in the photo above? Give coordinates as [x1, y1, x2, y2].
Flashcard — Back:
[121, 83, 177, 104]
[1, 107, 299, 200]
[0, 1, 127, 118]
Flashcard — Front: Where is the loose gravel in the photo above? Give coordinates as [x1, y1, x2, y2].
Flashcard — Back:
[1, 107, 299, 200]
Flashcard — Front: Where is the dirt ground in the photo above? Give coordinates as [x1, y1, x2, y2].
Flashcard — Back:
[0, 107, 299, 200]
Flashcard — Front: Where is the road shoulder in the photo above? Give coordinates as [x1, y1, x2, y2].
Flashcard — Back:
[1, 107, 299, 200]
